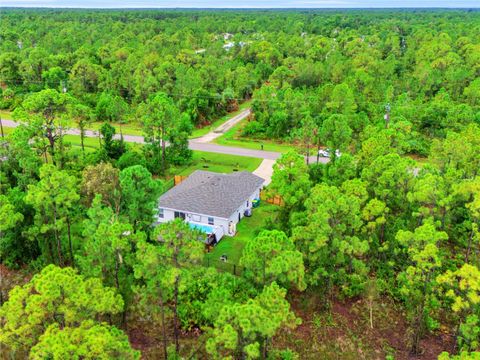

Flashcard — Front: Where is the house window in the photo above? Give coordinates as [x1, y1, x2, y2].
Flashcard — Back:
[208, 217, 214, 225]
[174, 211, 186, 220]
[158, 208, 164, 219]
[192, 214, 201, 222]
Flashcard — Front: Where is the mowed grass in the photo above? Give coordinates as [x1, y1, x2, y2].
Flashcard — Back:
[190, 101, 251, 138]
[204, 203, 279, 267]
[172, 151, 262, 176]
[213, 119, 299, 153]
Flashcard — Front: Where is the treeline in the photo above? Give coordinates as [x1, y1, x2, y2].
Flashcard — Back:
[245, 10, 480, 154]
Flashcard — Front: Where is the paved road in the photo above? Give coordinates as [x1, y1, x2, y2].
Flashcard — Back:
[1, 118, 281, 160]
[193, 108, 251, 143]
[2, 117, 328, 186]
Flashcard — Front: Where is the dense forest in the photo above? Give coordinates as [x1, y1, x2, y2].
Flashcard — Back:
[1, 8, 480, 360]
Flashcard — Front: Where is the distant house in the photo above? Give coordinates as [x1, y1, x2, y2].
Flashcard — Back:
[157, 170, 264, 244]
[223, 41, 235, 50]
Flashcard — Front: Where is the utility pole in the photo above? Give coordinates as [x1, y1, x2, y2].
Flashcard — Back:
[384, 103, 391, 129]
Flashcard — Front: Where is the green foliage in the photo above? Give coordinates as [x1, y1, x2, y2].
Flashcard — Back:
[96, 92, 129, 123]
[269, 151, 310, 221]
[177, 267, 256, 330]
[99, 122, 126, 160]
[0, 265, 123, 354]
[206, 282, 300, 359]
[30, 320, 140, 360]
[292, 181, 369, 296]
[25, 163, 80, 266]
[77, 195, 143, 308]
[437, 264, 480, 351]
[240, 229, 305, 290]
[119, 165, 162, 232]
[396, 220, 447, 353]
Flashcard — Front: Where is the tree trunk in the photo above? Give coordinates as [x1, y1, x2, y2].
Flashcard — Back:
[173, 275, 180, 354]
[369, 300, 374, 329]
[159, 289, 168, 360]
[306, 142, 310, 165]
[46, 128, 56, 164]
[411, 272, 430, 354]
[67, 216, 74, 267]
[161, 125, 166, 175]
[0, 115, 4, 137]
[52, 205, 63, 267]
[80, 123, 85, 155]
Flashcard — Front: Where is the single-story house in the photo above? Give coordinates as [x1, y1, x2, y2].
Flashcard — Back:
[157, 170, 265, 244]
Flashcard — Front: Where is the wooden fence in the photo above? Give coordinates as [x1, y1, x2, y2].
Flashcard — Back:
[174, 175, 188, 186]
[260, 190, 284, 206]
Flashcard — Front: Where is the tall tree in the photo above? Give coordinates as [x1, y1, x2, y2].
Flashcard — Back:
[269, 151, 311, 227]
[206, 282, 300, 359]
[13, 89, 70, 165]
[25, 164, 79, 266]
[77, 195, 142, 323]
[119, 165, 162, 232]
[141, 92, 180, 174]
[153, 219, 204, 354]
[396, 220, 447, 354]
[240, 229, 305, 290]
[67, 101, 93, 155]
[437, 264, 480, 351]
[0, 265, 124, 356]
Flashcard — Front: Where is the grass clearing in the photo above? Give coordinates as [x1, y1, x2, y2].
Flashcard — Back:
[171, 151, 262, 177]
[0, 110, 14, 120]
[190, 101, 251, 138]
[204, 203, 279, 266]
[213, 119, 299, 153]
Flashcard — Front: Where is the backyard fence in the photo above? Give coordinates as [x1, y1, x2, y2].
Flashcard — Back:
[260, 190, 284, 206]
[203, 256, 245, 277]
[174, 175, 188, 186]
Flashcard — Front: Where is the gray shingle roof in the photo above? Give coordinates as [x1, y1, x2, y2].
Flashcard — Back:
[159, 170, 265, 218]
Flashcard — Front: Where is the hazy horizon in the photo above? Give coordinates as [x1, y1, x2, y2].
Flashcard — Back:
[2, 0, 479, 9]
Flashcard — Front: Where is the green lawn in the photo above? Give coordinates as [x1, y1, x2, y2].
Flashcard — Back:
[213, 120, 299, 153]
[0, 110, 13, 120]
[190, 101, 251, 138]
[204, 203, 279, 268]
[1, 126, 14, 136]
[171, 151, 262, 177]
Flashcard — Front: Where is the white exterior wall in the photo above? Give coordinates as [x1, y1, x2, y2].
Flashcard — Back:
[227, 187, 261, 235]
[156, 185, 262, 240]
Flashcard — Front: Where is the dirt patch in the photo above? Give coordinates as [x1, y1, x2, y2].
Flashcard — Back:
[274, 292, 455, 360]
[0, 264, 32, 304]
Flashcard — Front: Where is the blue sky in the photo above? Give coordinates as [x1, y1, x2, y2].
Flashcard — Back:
[1, 0, 479, 8]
